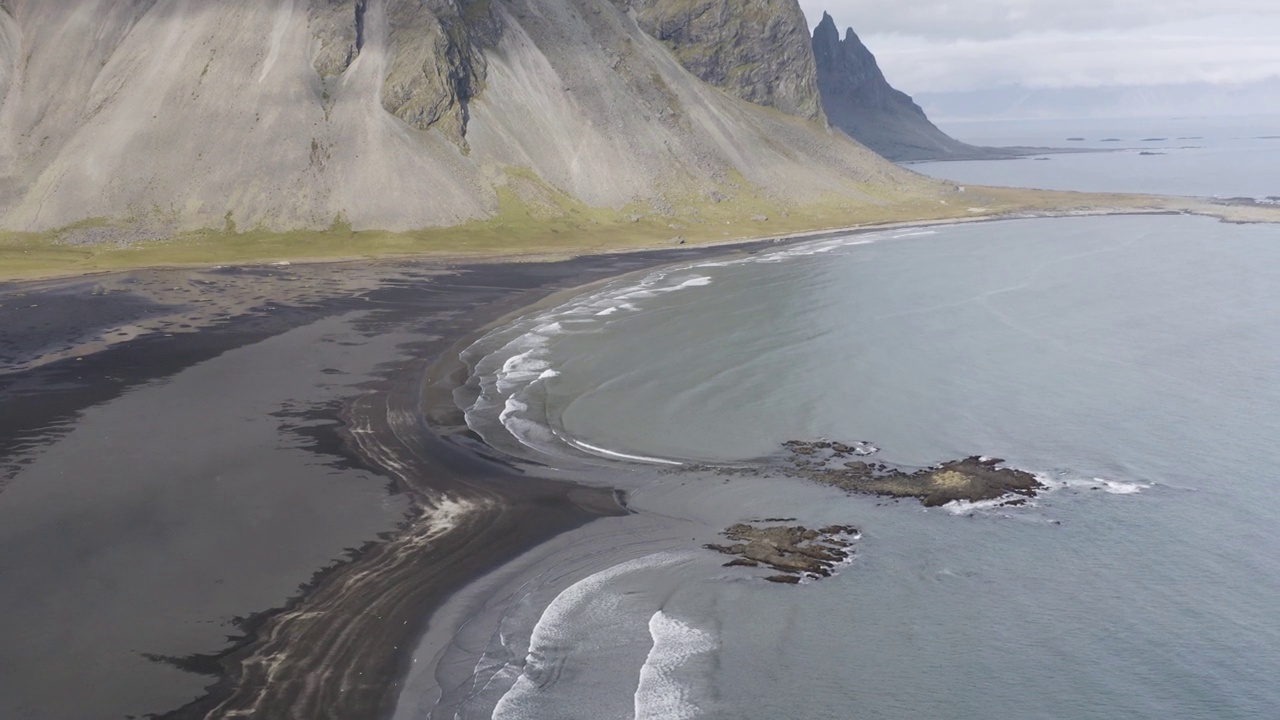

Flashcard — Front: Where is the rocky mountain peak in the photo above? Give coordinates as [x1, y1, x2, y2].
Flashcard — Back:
[815, 11, 837, 37]
[813, 12, 989, 161]
[812, 15, 892, 107]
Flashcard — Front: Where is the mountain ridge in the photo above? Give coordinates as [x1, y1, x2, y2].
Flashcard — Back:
[0, 0, 1234, 275]
[811, 11, 1001, 162]
[0, 0, 932, 239]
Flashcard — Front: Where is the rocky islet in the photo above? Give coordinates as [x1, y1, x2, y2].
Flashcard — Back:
[707, 522, 860, 583]
[779, 440, 1042, 506]
[707, 439, 1042, 583]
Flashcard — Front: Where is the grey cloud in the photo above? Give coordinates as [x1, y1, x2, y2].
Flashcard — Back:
[798, 2, 1280, 93]
[869, 29, 1280, 92]
[799, 0, 1279, 40]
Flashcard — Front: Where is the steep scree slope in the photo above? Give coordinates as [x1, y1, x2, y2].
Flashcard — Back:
[0, 0, 934, 235]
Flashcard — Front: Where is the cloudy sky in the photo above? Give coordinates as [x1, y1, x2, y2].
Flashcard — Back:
[798, 1, 1280, 94]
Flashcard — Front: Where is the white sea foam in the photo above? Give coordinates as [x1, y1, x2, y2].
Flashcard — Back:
[462, 229, 918, 461]
[496, 350, 551, 394]
[851, 441, 879, 456]
[499, 397, 528, 425]
[1022, 469, 1153, 497]
[943, 497, 1030, 516]
[499, 407, 562, 450]
[564, 437, 684, 466]
[675, 276, 713, 288]
[741, 237, 855, 264]
[491, 553, 690, 720]
[462, 269, 727, 460]
[1055, 477, 1152, 495]
[794, 527, 861, 583]
[634, 611, 719, 720]
[944, 471, 1153, 515]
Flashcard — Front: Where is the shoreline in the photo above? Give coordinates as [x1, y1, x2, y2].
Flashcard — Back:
[2, 209, 1276, 718]
[146, 234, 848, 718]
[1, 204, 1265, 379]
[0, 237, 825, 719]
[4, 190, 1278, 284]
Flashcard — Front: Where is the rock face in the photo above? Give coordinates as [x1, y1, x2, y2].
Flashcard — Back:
[0, 0, 927, 234]
[612, 0, 824, 122]
[312, 0, 496, 145]
[0, 5, 16, 103]
[812, 12, 987, 161]
[310, 0, 367, 78]
[380, 0, 499, 145]
[707, 522, 859, 583]
[781, 439, 1043, 507]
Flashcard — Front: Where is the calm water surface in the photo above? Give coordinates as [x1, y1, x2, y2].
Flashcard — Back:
[913, 115, 1280, 198]
[443, 127, 1280, 720]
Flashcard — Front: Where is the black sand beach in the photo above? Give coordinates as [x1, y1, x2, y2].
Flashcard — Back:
[1, 218, 1166, 718]
[0, 242, 800, 720]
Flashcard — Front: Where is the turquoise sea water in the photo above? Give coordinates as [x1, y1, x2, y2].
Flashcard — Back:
[421, 119, 1280, 720]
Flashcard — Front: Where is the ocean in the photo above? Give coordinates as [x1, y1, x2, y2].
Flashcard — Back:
[912, 115, 1280, 198]
[399, 117, 1280, 719]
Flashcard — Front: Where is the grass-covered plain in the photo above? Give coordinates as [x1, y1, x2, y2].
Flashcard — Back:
[0, 184, 1270, 281]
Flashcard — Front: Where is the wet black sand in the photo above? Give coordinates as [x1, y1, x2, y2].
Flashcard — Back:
[0, 242, 792, 719]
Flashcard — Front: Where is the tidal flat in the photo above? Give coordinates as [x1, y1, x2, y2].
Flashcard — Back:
[4, 210, 1280, 719]
[0, 238, 814, 719]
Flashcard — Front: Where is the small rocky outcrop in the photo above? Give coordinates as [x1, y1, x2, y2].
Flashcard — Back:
[781, 439, 1042, 507]
[707, 522, 859, 583]
[614, 0, 825, 122]
[311, 0, 367, 78]
[310, 0, 499, 146]
[1212, 196, 1280, 208]
[381, 0, 500, 146]
[812, 12, 988, 161]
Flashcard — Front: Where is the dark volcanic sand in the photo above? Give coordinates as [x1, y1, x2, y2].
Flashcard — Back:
[0, 242, 808, 720]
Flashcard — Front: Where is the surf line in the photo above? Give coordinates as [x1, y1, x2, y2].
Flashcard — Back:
[563, 435, 684, 466]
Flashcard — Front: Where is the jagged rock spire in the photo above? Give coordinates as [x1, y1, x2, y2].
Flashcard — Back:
[812, 11, 985, 160]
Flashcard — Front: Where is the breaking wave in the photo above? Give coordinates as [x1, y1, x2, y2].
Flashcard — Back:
[634, 611, 719, 720]
[489, 553, 701, 720]
[458, 230, 903, 464]
[944, 472, 1153, 516]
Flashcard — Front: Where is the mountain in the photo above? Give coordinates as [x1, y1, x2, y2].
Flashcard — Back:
[612, 0, 824, 122]
[811, 12, 1000, 162]
[0, 0, 935, 238]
